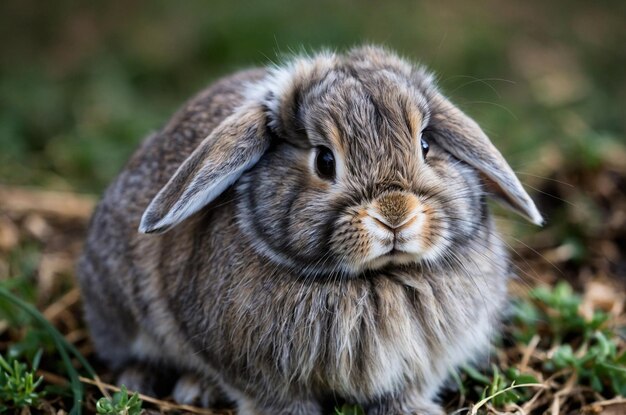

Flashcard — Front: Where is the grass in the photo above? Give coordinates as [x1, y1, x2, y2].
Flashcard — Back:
[0, 350, 44, 412]
[0, 286, 99, 415]
[517, 282, 626, 397]
[335, 404, 365, 415]
[453, 282, 626, 413]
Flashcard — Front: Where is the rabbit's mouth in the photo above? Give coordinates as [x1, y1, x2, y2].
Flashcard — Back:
[328, 191, 443, 275]
[358, 199, 429, 270]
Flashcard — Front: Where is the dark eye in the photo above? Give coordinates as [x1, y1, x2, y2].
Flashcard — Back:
[315, 146, 336, 180]
[420, 135, 429, 159]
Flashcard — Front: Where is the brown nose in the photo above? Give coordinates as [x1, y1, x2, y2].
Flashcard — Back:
[373, 192, 419, 230]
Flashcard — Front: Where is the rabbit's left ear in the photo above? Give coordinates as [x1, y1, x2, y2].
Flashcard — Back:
[427, 92, 543, 225]
[139, 102, 269, 234]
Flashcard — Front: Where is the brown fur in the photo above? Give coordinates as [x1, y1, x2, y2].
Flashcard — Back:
[77, 46, 541, 414]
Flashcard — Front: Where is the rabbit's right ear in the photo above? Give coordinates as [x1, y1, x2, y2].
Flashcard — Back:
[139, 102, 269, 234]
[425, 90, 544, 225]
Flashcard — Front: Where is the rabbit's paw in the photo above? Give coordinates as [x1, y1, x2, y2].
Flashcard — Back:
[116, 364, 157, 397]
[172, 373, 202, 404]
[172, 373, 220, 407]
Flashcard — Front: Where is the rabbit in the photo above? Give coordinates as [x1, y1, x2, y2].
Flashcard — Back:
[77, 45, 543, 415]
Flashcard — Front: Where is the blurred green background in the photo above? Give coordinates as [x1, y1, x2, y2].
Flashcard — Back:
[1, 0, 624, 194]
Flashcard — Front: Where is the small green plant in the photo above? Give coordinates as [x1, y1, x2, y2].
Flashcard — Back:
[528, 281, 608, 341]
[454, 281, 624, 413]
[479, 366, 539, 407]
[460, 364, 539, 410]
[514, 281, 625, 396]
[514, 281, 608, 344]
[334, 403, 365, 415]
[547, 331, 626, 395]
[0, 349, 44, 411]
[96, 385, 142, 415]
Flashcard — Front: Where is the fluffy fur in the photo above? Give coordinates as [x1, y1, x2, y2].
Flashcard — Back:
[77, 46, 541, 415]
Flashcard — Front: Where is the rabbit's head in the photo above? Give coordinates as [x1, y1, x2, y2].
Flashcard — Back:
[139, 46, 542, 277]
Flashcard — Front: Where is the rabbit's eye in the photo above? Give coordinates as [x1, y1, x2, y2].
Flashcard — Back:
[420, 136, 430, 159]
[315, 146, 336, 180]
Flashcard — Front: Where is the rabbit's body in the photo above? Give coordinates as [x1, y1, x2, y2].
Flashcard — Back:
[78, 47, 541, 414]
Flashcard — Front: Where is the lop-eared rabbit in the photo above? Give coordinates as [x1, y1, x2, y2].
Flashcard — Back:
[78, 46, 542, 415]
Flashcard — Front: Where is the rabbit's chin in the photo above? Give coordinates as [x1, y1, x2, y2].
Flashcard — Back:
[341, 242, 451, 276]
[358, 250, 420, 271]
[332, 250, 426, 277]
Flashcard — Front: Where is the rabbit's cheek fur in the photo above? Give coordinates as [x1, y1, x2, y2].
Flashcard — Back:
[324, 155, 483, 274]
[429, 156, 488, 242]
[235, 150, 342, 274]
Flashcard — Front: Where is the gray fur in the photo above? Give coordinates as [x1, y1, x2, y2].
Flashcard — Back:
[77, 46, 540, 415]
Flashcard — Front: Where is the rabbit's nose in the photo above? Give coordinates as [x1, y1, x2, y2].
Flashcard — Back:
[372, 192, 420, 230]
[369, 211, 418, 233]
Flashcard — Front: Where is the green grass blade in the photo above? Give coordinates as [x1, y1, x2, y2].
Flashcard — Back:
[0, 287, 98, 414]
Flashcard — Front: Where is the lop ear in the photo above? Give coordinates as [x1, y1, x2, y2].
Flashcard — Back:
[139, 102, 269, 234]
[427, 92, 543, 225]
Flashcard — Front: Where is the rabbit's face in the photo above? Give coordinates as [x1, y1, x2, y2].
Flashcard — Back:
[237, 62, 484, 276]
[140, 46, 541, 275]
